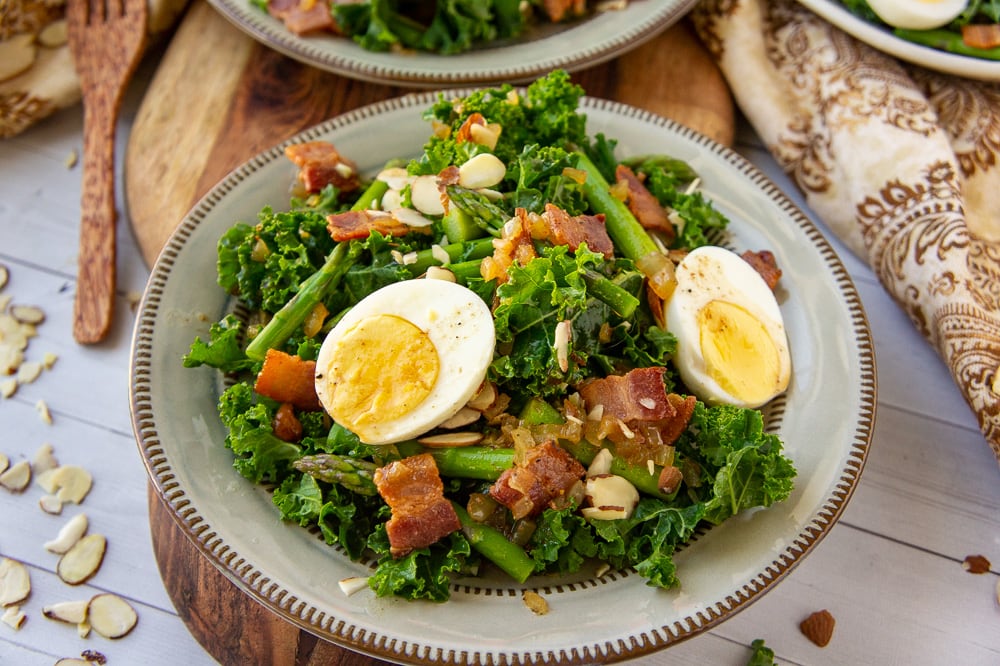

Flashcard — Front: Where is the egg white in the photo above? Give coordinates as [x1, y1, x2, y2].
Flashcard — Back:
[666, 246, 791, 409]
[866, 0, 967, 31]
[314, 279, 495, 444]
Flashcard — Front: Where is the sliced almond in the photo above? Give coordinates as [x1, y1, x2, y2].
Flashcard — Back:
[0, 460, 31, 492]
[410, 175, 446, 216]
[36, 399, 53, 424]
[87, 593, 138, 639]
[0, 346, 23, 376]
[390, 207, 434, 228]
[376, 166, 410, 191]
[42, 599, 90, 625]
[0, 264, 7, 290]
[42, 352, 58, 369]
[0, 558, 31, 607]
[9, 305, 45, 326]
[437, 406, 480, 429]
[0, 34, 36, 83]
[466, 381, 497, 411]
[39, 494, 63, 515]
[36, 467, 59, 493]
[45, 513, 88, 554]
[15, 360, 42, 384]
[57, 534, 106, 585]
[55, 660, 93, 666]
[33, 442, 58, 474]
[338, 576, 370, 597]
[417, 431, 483, 448]
[0, 452, 8, 475]
[458, 153, 506, 189]
[0, 377, 15, 398]
[1, 605, 26, 629]
[469, 122, 501, 150]
[77, 618, 91, 638]
[51, 465, 93, 504]
[425, 266, 456, 282]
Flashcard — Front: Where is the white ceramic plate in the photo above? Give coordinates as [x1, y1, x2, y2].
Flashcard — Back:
[798, 0, 1000, 81]
[130, 93, 876, 664]
[205, 0, 698, 86]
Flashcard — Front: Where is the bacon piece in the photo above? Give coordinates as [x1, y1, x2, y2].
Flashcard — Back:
[740, 249, 782, 291]
[577, 367, 674, 423]
[326, 209, 432, 242]
[374, 454, 461, 557]
[285, 141, 362, 194]
[489, 441, 585, 519]
[962, 23, 1000, 49]
[654, 393, 697, 446]
[615, 164, 675, 242]
[540, 0, 586, 22]
[254, 348, 322, 411]
[541, 203, 615, 259]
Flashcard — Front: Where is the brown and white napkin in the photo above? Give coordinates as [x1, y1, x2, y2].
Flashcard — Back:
[692, 0, 1000, 464]
[0, 0, 189, 139]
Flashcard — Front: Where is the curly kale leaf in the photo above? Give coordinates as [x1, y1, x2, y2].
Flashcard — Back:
[218, 382, 301, 484]
[367, 528, 472, 602]
[183, 314, 256, 373]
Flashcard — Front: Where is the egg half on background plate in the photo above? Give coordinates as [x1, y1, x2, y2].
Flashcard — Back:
[865, 0, 968, 30]
[314, 279, 496, 445]
[665, 246, 792, 409]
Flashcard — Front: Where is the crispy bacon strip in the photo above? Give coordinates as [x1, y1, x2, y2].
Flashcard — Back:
[740, 249, 782, 291]
[541, 203, 615, 259]
[615, 164, 675, 242]
[272, 403, 304, 442]
[489, 440, 585, 519]
[962, 23, 1000, 49]
[254, 348, 322, 411]
[374, 454, 461, 557]
[285, 141, 362, 194]
[577, 367, 674, 422]
[326, 209, 432, 242]
[480, 208, 539, 282]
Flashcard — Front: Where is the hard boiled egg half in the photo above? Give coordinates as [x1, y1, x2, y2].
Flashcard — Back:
[866, 0, 968, 31]
[665, 246, 791, 409]
[314, 279, 495, 445]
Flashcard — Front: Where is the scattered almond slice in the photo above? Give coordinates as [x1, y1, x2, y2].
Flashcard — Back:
[0, 264, 7, 290]
[42, 599, 89, 625]
[0, 460, 32, 492]
[10, 305, 45, 326]
[436, 406, 480, 429]
[0, 34, 36, 83]
[65, 149, 78, 169]
[55, 659, 93, 666]
[36, 467, 59, 493]
[45, 513, 89, 554]
[87, 593, 138, 639]
[57, 534, 106, 585]
[0, 452, 8, 475]
[77, 617, 91, 638]
[0, 558, 31, 607]
[0, 347, 23, 376]
[338, 576, 370, 597]
[39, 494, 63, 515]
[51, 465, 93, 504]
[0, 378, 16, 398]
[36, 399, 53, 424]
[43, 351, 59, 369]
[33, 443, 59, 475]
[16, 360, 43, 384]
[1, 604, 26, 629]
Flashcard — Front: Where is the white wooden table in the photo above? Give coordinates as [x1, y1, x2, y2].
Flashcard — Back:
[1, 53, 998, 666]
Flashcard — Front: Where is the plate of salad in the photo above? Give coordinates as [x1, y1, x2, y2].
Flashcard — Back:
[205, 0, 698, 86]
[798, 0, 1000, 80]
[130, 71, 876, 664]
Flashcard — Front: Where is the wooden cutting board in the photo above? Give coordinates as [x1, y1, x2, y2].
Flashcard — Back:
[126, 3, 734, 664]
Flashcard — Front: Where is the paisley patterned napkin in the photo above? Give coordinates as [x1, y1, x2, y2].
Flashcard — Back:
[692, 0, 1000, 464]
[0, 0, 189, 138]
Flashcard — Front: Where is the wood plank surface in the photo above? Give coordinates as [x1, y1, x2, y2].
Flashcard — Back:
[124, 4, 735, 664]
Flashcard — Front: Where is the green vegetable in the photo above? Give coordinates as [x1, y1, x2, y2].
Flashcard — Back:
[894, 28, 1000, 60]
[293, 454, 379, 496]
[453, 502, 536, 583]
[746, 638, 777, 666]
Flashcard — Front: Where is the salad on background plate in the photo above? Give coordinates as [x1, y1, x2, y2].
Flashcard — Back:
[130, 71, 875, 664]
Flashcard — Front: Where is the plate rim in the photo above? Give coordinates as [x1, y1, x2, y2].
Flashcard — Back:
[797, 0, 1000, 81]
[129, 91, 877, 664]
[204, 0, 699, 86]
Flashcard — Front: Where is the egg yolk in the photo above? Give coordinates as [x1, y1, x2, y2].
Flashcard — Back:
[325, 314, 439, 436]
[697, 300, 781, 406]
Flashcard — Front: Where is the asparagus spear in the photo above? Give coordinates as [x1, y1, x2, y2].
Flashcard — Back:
[292, 453, 379, 496]
[452, 501, 535, 584]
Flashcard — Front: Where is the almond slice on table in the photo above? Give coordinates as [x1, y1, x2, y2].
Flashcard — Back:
[87, 593, 138, 639]
[56, 533, 106, 585]
[1, 604, 26, 629]
[50, 465, 93, 504]
[0, 34, 36, 83]
[42, 599, 90, 625]
[0, 460, 31, 492]
[0, 452, 8, 475]
[45, 513, 89, 554]
[0, 558, 31, 607]
[32, 443, 58, 474]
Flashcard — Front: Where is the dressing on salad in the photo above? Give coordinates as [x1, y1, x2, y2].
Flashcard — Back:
[184, 70, 797, 602]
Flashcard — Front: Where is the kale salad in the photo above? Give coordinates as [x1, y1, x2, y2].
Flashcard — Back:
[184, 70, 797, 603]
